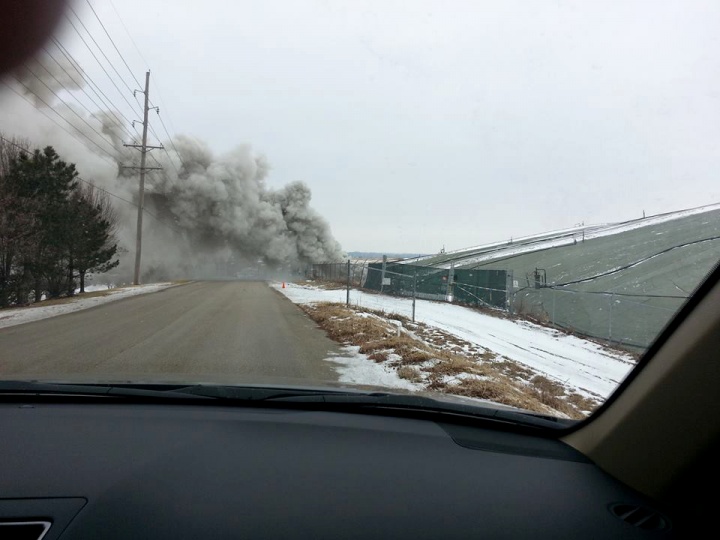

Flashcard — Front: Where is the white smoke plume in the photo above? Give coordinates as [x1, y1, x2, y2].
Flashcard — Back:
[1, 52, 345, 281]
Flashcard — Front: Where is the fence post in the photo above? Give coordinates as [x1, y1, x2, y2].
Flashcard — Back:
[608, 292, 614, 343]
[346, 259, 351, 307]
[552, 290, 556, 327]
[507, 270, 514, 315]
[412, 268, 417, 322]
[380, 255, 387, 294]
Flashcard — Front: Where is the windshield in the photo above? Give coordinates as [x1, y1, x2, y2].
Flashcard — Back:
[1, 0, 718, 423]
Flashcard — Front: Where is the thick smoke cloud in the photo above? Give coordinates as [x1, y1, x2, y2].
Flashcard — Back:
[2, 52, 344, 281]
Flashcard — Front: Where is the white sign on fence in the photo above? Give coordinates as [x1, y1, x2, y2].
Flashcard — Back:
[382, 277, 392, 286]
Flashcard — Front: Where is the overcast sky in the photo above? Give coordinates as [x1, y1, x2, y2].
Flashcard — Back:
[9, 0, 720, 254]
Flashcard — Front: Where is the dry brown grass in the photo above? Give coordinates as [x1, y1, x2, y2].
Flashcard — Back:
[449, 378, 508, 401]
[495, 359, 536, 380]
[0, 289, 117, 310]
[300, 301, 593, 419]
[567, 393, 600, 413]
[526, 375, 587, 419]
[531, 375, 565, 398]
[302, 303, 349, 323]
[359, 335, 433, 364]
[301, 303, 389, 345]
[397, 366, 423, 383]
[298, 280, 346, 290]
[368, 351, 389, 362]
[426, 356, 489, 377]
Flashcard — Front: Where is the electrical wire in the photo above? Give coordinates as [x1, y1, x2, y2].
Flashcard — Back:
[40, 44, 130, 137]
[64, 13, 142, 119]
[68, 5, 139, 98]
[548, 237, 720, 288]
[84, 0, 143, 89]
[21, 62, 124, 159]
[3, 79, 120, 166]
[102, 1, 187, 174]
[0, 135, 183, 234]
[155, 110, 185, 175]
[50, 37, 135, 130]
[108, 0, 150, 68]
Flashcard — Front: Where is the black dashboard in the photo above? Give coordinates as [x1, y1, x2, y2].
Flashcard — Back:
[0, 401, 674, 539]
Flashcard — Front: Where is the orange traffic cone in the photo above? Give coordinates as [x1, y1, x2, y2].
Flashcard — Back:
[282, 282, 286, 289]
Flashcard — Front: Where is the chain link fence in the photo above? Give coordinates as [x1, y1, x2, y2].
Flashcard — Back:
[309, 261, 508, 310]
[309, 259, 684, 352]
[512, 286, 684, 351]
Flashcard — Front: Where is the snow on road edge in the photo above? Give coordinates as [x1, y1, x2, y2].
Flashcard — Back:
[326, 345, 422, 391]
[272, 282, 635, 399]
[0, 283, 176, 329]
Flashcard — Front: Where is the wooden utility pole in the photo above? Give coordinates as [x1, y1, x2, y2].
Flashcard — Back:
[123, 71, 162, 285]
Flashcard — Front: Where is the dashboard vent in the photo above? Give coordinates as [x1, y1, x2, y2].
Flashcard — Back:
[610, 503, 670, 531]
[0, 521, 52, 540]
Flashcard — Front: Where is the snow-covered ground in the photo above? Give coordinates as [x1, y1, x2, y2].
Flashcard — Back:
[0, 283, 175, 330]
[424, 203, 720, 268]
[273, 282, 636, 399]
[326, 345, 421, 391]
[78, 283, 117, 293]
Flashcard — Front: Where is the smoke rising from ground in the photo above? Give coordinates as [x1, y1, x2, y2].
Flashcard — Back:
[2, 53, 345, 281]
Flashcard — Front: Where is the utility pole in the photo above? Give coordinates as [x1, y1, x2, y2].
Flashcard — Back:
[412, 268, 417, 322]
[346, 259, 351, 307]
[380, 255, 387, 294]
[123, 71, 163, 285]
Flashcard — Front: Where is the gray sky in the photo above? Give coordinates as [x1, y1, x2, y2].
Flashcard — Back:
[11, 0, 720, 253]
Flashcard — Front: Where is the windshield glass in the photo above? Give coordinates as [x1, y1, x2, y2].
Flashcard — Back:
[1, 0, 718, 422]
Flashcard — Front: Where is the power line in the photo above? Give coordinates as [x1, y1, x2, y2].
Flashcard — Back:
[108, 0, 150, 68]
[40, 46, 105, 116]
[146, 121, 162, 146]
[68, 4, 139, 98]
[42, 44, 138, 145]
[64, 12, 142, 119]
[20, 63, 123, 161]
[549, 236, 720, 288]
[548, 288, 688, 300]
[50, 37, 135, 130]
[141, 113, 181, 178]
[3, 78, 120, 166]
[160, 146, 181, 178]
[129, 121, 166, 175]
[67, 3, 184, 182]
[123, 71, 165, 284]
[155, 110, 185, 176]
[0, 135, 183, 234]
[102, 2, 186, 175]
[27, 57, 136, 151]
[84, 0, 143, 89]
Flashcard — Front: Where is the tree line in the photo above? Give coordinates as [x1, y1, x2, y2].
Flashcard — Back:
[0, 135, 119, 307]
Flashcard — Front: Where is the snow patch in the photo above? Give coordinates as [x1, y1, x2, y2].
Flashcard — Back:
[326, 345, 421, 391]
[0, 283, 175, 329]
[423, 203, 720, 269]
[273, 282, 635, 399]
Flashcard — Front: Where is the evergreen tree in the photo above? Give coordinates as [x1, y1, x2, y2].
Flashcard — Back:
[2, 145, 119, 301]
[69, 184, 119, 294]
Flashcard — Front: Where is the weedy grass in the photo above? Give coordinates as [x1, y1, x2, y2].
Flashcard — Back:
[301, 301, 590, 419]
[1, 289, 117, 310]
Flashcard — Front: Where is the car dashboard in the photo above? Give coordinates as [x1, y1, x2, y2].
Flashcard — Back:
[0, 400, 675, 539]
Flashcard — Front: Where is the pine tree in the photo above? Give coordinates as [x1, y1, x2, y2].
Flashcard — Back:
[69, 184, 119, 294]
[0, 135, 38, 306]
[5, 146, 78, 300]
[3, 146, 119, 301]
